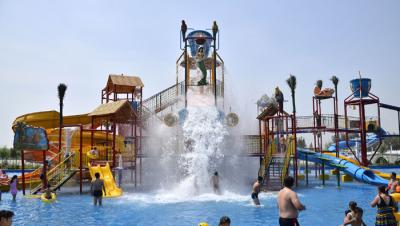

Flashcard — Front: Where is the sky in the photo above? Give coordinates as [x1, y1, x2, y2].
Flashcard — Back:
[0, 0, 399, 147]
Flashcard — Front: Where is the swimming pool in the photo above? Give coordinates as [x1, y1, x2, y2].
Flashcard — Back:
[0, 177, 386, 226]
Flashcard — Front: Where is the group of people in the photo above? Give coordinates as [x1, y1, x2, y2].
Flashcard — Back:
[249, 172, 400, 226]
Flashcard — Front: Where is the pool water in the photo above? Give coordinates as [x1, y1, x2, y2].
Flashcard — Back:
[0, 177, 386, 226]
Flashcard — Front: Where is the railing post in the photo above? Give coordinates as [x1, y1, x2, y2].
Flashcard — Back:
[79, 125, 83, 194]
[21, 149, 26, 195]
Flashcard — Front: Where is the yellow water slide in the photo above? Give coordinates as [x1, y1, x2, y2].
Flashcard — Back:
[12, 110, 128, 163]
[12, 110, 91, 129]
[88, 163, 122, 197]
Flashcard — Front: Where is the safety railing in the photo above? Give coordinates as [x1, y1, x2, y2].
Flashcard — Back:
[242, 135, 263, 155]
[281, 136, 294, 185]
[30, 148, 75, 194]
[258, 141, 275, 178]
[28, 147, 70, 193]
[141, 82, 184, 116]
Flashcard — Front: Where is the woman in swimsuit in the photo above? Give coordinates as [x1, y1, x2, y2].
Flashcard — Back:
[371, 185, 397, 226]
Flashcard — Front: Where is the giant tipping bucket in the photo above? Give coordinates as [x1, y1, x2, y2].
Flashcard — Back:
[350, 78, 371, 98]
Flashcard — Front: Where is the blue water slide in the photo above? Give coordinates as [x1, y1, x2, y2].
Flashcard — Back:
[328, 129, 387, 152]
[297, 149, 388, 186]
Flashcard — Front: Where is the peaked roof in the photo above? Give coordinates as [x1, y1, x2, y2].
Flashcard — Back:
[104, 74, 144, 93]
[257, 105, 289, 120]
[89, 100, 130, 116]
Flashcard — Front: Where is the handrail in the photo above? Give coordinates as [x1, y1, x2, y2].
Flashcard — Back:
[258, 140, 275, 178]
[30, 150, 76, 193]
[29, 147, 68, 193]
[281, 136, 294, 186]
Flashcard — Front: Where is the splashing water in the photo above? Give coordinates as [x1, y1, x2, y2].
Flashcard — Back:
[175, 106, 228, 196]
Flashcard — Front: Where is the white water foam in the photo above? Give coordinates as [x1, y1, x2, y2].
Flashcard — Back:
[140, 88, 259, 202]
[122, 190, 277, 205]
[176, 105, 228, 194]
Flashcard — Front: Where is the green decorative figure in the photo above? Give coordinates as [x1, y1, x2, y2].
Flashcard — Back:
[196, 47, 208, 86]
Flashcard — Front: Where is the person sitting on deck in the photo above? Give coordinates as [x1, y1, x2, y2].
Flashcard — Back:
[314, 80, 334, 98]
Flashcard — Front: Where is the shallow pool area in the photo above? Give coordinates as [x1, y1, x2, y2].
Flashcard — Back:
[0, 178, 387, 226]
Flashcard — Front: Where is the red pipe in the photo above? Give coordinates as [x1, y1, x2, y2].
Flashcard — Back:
[21, 150, 26, 195]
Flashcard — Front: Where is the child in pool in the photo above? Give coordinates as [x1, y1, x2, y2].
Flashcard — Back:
[9, 175, 18, 201]
[44, 184, 53, 200]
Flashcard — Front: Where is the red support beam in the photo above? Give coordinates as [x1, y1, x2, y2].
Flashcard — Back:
[21, 150, 26, 195]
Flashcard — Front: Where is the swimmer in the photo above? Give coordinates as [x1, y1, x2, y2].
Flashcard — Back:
[251, 176, 263, 206]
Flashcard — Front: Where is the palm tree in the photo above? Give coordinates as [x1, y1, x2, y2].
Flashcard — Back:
[58, 83, 67, 150]
[316, 80, 323, 89]
[286, 75, 297, 114]
[330, 76, 339, 100]
[286, 74, 298, 186]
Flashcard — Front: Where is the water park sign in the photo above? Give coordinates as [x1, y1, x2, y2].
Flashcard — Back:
[13, 122, 48, 150]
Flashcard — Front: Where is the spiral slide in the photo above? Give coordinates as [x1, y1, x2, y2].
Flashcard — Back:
[88, 163, 122, 198]
[298, 149, 388, 186]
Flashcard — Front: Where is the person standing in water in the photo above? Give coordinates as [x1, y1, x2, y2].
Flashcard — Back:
[211, 171, 220, 194]
[251, 176, 263, 206]
[371, 185, 397, 226]
[9, 175, 18, 201]
[277, 176, 306, 226]
[91, 172, 106, 206]
[342, 201, 366, 226]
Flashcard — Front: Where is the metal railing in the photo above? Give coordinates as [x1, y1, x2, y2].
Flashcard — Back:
[258, 141, 275, 178]
[242, 135, 263, 155]
[30, 148, 74, 194]
[141, 82, 184, 116]
[281, 136, 294, 185]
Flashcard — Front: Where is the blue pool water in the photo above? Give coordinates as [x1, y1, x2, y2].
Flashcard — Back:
[0, 178, 387, 226]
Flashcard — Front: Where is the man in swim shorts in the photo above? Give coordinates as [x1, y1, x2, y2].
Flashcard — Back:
[252, 176, 263, 206]
[277, 176, 306, 226]
[91, 172, 106, 206]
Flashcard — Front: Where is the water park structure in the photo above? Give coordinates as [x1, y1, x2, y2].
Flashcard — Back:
[2, 20, 400, 225]
[257, 76, 400, 189]
[5, 20, 400, 195]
